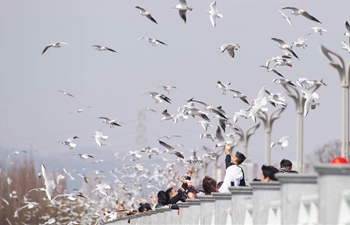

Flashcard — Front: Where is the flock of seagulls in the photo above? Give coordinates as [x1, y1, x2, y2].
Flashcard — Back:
[3, 1, 350, 225]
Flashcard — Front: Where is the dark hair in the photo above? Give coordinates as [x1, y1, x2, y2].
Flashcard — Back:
[138, 206, 145, 212]
[236, 151, 246, 165]
[217, 181, 223, 189]
[280, 159, 292, 168]
[261, 165, 279, 181]
[165, 187, 173, 201]
[157, 191, 168, 205]
[202, 176, 217, 195]
[144, 203, 152, 211]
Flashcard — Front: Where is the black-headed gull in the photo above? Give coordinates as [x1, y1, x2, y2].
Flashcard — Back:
[271, 136, 291, 150]
[217, 80, 233, 95]
[199, 133, 216, 141]
[207, 1, 223, 27]
[41, 164, 56, 201]
[198, 120, 213, 131]
[61, 136, 79, 149]
[273, 78, 296, 88]
[158, 134, 182, 140]
[94, 130, 108, 146]
[161, 109, 175, 122]
[156, 85, 177, 94]
[122, 150, 142, 161]
[220, 43, 240, 58]
[311, 27, 327, 35]
[139, 37, 167, 47]
[91, 45, 117, 53]
[292, 33, 313, 49]
[281, 7, 322, 24]
[78, 154, 94, 160]
[230, 89, 250, 105]
[140, 91, 171, 104]
[233, 109, 248, 123]
[271, 38, 299, 59]
[247, 86, 268, 123]
[42, 42, 70, 55]
[93, 183, 111, 196]
[301, 89, 319, 117]
[135, 6, 158, 24]
[172, 0, 193, 23]
[98, 117, 122, 127]
[265, 90, 286, 107]
[158, 140, 184, 159]
[58, 90, 74, 97]
[278, 9, 292, 26]
[260, 65, 285, 78]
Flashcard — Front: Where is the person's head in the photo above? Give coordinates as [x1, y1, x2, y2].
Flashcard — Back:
[280, 159, 292, 171]
[157, 191, 168, 205]
[138, 206, 145, 212]
[166, 187, 178, 200]
[231, 151, 246, 165]
[202, 176, 217, 195]
[143, 203, 152, 211]
[260, 165, 279, 182]
[217, 181, 223, 189]
[186, 185, 197, 199]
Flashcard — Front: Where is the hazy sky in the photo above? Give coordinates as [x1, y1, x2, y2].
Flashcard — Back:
[1, 0, 350, 184]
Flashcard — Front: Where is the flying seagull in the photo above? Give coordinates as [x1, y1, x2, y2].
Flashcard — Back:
[91, 45, 117, 53]
[271, 38, 299, 59]
[345, 21, 350, 43]
[42, 42, 70, 54]
[158, 140, 184, 159]
[220, 43, 240, 58]
[58, 90, 74, 97]
[292, 33, 313, 49]
[140, 91, 171, 104]
[281, 7, 322, 24]
[139, 37, 167, 47]
[41, 164, 56, 201]
[98, 117, 122, 127]
[156, 85, 177, 94]
[311, 27, 327, 35]
[135, 6, 158, 24]
[260, 65, 285, 78]
[207, 1, 223, 27]
[171, 0, 193, 23]
[271, 136, 291, 150]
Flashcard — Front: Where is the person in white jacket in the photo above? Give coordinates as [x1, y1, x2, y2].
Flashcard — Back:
[219, 147, 246, 193]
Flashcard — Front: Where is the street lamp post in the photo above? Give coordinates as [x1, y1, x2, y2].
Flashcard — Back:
[235, 123, 261, 158]
[257, 107, 286, 165]
[320, 45, 350, 161]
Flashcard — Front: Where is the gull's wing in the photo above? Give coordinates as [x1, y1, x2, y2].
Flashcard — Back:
[42, 45, 52, 54]
[215, 126, 225, 142]
[301, 11, 322, 24]
[278, 10, 293, 26]
[156, 39, 167, 46]
[346, 21, 350, 32]
[179, 0, 187, 5]
[271, 69, 285, 78]
[271, 38, 285, 45]
[135, 6, 146, 12]
[158, 140, 175, 150]
[66, 92, 74, 97]
[175, 151, 184, 159]
[146, 15, 158, 24]
[286, 48, 299, 59]
[106, 47, 117, 53]
[279, 136, 291, 142]
[179, 10, 187, 23]
[281, 7, 299, 13]
[210, 1, 217, 11]
[58, 42, 70, 45]
[162, 109, 171, 117]
[98, 117, 111, 121]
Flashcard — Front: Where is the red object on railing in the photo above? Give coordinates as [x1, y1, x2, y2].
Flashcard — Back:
[331, 156, 349, 164]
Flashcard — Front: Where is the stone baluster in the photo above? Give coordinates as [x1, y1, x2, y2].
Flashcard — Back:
[212, 192, 232, 225]
[314, 164, 350, 225]
[250, 181, 281, 224]
[275, 173, 318, 225]
[228, 186, 253, 224]
[178, 202, 191, 225]
[187, 199, 201, 225]
[197, 195, 216, 225]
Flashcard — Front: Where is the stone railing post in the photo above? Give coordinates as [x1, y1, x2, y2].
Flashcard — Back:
[250, 181, 281, 224]
[212, 192, 232, 225]
[178, 202, 190, 225]
[197, 195, 215, 225]
[155, 208, 166, 225]
[276, 173, 318, 225]
[228, 186, 253, 224]
[314, 164, 350, 224]
[187, 199, 201, 225]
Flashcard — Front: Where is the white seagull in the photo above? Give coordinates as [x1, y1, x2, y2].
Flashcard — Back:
[41, 164, 56, 201]
[342, 41, 350, 54]
[158, 140, 184, 159]
[140, 91, 171, 104]
[301, 89, 319, 117]
[207, 1, 223, 27]
[94, 130, 108, 146]
[91, 45, 117, 53]
[139, 37, 167, 47]
[58, 90, 74, 97]
[156, 85, 177, 94]
[220, 43, 240, 58]
[217, 80, 233, 95]
[78, 154, 94, 160]
[171, 0, 193, 23]
[231, 89, 250, 105]
[281, 7, 322, 24]
[161, 109, 175, 122]
[135, 6, 158, 24]
[42, 42, 70, 54]
[260, 65, 285, 78]
[345, 21, 350, 43]
[311, 27, 327, 35]
[98, 117, 122, 127]
[271, 136, 291, 150]
[61, 136, 79, 149]
[271, 38, 299, 59]
[233, 109, 248, 123]
[198, 120, 213, 131]
[293, 33, 313, 49]
[278, 9, 293, 26]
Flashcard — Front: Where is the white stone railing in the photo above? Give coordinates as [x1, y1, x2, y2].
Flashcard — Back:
[106, 164, 350, 225]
